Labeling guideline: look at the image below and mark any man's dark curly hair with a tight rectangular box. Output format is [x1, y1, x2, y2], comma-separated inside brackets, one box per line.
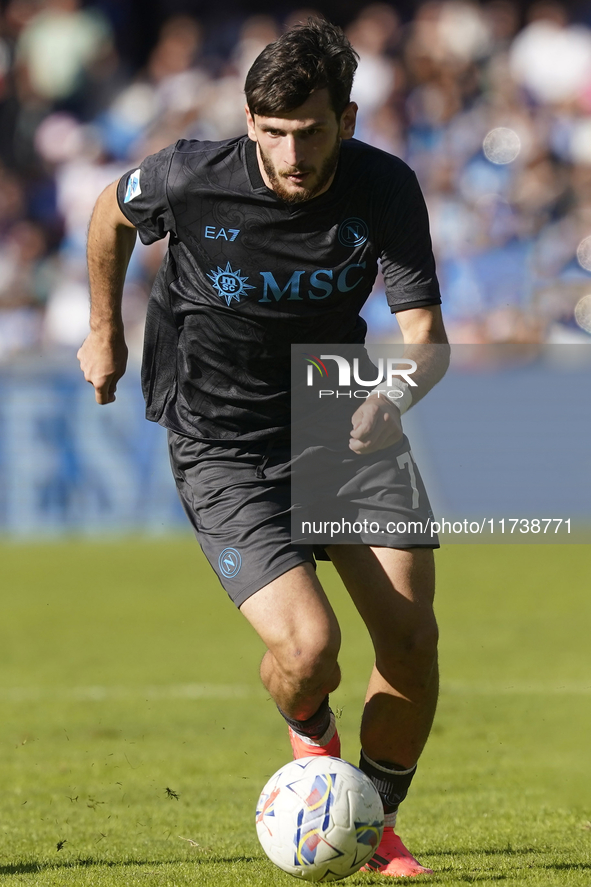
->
[245, 18, 359, 120]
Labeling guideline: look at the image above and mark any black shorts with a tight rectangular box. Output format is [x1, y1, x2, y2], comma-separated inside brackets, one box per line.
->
[168, 431, 438, 607]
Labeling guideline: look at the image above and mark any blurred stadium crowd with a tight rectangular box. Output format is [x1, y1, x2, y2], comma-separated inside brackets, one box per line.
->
[2, 0, 591, 363]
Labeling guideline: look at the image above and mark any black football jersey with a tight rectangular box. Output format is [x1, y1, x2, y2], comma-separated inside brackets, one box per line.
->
[117, 136, 441, 441]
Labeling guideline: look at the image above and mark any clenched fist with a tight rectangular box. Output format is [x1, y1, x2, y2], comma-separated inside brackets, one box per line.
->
[77, 330, 128, 404]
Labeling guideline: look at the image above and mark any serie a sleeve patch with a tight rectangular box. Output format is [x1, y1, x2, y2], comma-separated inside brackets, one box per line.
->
[124, 169, 142, 203]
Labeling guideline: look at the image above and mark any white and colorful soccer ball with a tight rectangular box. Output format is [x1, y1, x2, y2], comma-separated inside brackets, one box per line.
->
[255, 756, 384, 882]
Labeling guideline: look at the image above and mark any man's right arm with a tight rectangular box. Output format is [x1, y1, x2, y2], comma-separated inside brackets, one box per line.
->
[77, 180, 137, 404]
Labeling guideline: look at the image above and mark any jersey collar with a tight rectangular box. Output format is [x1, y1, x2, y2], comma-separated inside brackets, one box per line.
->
[245, 137, 267, 192]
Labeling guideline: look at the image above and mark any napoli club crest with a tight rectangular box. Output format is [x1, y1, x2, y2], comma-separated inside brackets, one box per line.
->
[218, 547, 242, 578]
[338, 218, 368, 248]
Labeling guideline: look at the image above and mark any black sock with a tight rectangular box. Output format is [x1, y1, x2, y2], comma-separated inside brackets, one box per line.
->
[359, 751, 417, 815]
[278, 695, 331, 741]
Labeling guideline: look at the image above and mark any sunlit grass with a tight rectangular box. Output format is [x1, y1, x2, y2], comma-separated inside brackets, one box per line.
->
[0, 540, 589, 884]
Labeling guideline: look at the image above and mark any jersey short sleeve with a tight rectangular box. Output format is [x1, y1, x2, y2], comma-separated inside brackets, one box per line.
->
[379, 170, 441, 313]
[117, 144, 176, 244]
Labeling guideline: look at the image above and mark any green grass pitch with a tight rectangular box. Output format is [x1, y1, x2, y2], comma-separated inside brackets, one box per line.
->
[0, 539, 589, 885]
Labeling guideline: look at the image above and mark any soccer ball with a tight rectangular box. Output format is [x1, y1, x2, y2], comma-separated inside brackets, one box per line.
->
[255, 756, 384, 881]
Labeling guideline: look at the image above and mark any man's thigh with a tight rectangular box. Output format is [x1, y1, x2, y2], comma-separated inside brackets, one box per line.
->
[239, 562, 340, 661]
[326, 546, 436, 646]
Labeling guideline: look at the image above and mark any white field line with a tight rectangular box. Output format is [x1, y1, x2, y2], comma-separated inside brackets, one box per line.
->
[444, 681, 591, 695]
[0, 681, 590, 703]
[345, 680, 591, 697]
[0, 684, 259, 702]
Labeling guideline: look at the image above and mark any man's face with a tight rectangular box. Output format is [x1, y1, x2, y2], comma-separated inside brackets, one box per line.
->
[246, 88, 357, 204]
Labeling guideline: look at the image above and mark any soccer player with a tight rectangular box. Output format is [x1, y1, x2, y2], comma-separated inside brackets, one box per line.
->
[78, 19, 449, 877]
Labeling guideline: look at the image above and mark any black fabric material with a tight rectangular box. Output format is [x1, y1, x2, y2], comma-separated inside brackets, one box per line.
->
[278, 695, 331, 741]
[168, 430, 439, 607]
[359, 754, 417, 814]
[167, 431, 316, 607]
[117, 135, 441, 443]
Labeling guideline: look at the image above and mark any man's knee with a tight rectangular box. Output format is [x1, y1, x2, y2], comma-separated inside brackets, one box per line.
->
[400, 617, 439, 658]
[276, 626, 341, 692]
[376, 615, 439, 683]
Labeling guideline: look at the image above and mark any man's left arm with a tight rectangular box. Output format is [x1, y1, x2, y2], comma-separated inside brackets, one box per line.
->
[349, 305, 450, 454]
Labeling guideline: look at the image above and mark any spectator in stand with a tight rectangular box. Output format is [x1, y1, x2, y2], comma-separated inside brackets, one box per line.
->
[14, 0, 113, 123]
[1, 0, 591, 362]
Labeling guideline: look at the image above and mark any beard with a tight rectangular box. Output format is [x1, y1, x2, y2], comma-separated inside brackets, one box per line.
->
[259, 137, 341, 204]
